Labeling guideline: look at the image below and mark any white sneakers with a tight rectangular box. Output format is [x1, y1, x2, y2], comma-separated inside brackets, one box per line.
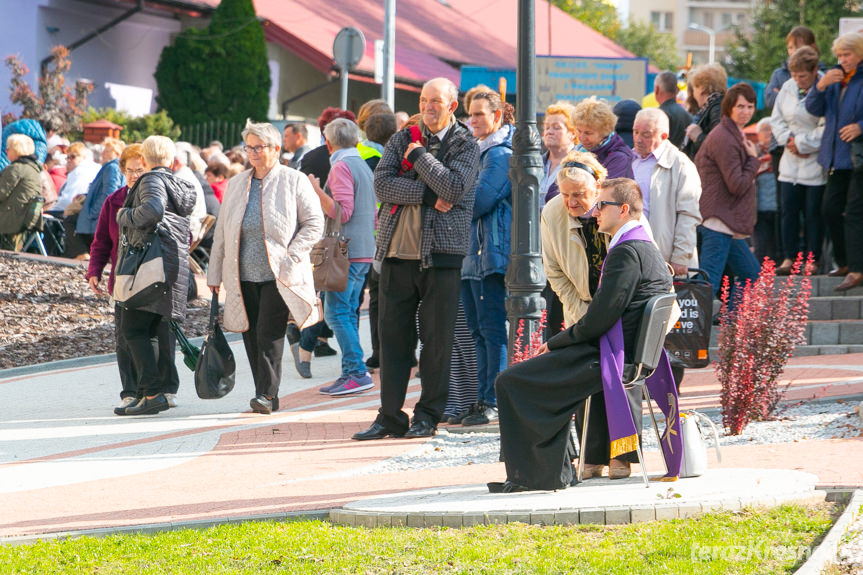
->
[164, 393, 178, 408]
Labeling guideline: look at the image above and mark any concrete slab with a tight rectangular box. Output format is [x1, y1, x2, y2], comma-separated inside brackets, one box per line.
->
[334, 469, 821, 527]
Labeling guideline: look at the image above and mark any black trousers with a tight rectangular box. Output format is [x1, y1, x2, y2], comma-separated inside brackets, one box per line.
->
[496, 342, 604, 490]
[366, 266, 381, 360]
[541, 282, 564, 341]
[825, 169, 863, 272]
[117, 307, 175, 397]
[376, 260, 460, 432]
[240, 281, 290, 401]
[114, 304, 179, 399]
[574, 384, 643, 465]
[823, 169, 856, 269]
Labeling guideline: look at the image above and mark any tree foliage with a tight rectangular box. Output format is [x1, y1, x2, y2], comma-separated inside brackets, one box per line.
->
[551, 0, 681, 70]
[724, 0, 859, 82]
[3, 45, 92, 132]
[77, 107, 181, 143]
[154, 0, 269, 126]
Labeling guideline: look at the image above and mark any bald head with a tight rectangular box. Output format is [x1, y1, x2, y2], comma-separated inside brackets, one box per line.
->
[632, 108, 670, 157]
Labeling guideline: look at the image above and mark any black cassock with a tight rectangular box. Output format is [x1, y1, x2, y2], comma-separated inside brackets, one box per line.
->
[495, 238, 672, 491]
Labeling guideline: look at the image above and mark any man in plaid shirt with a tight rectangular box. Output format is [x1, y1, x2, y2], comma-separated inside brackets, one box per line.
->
[353, 77, 481, 441]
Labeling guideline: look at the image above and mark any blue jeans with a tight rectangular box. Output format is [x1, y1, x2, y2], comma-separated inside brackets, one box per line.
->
[780, 182, 824, 262]
[461, 274, 507, 406]
[698, 225, 761, 299]
[324, 262, 370, 376]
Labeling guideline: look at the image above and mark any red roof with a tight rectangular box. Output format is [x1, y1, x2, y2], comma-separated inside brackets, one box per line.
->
[193, 0, 635, 87]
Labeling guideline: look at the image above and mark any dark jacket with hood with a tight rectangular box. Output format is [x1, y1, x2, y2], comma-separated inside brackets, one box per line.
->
[116, 167, 196, 322]
[590, 132, 634, 179]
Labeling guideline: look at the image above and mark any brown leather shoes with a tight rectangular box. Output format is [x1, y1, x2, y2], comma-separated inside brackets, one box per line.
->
[835, 272, 863, 292]
[581, 464, 605, 479]
[608, 459, 632, 479]
[829, 266, 849, 277]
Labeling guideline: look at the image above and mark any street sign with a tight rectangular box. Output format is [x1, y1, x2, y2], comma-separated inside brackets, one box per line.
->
[333, 27, 365, 71]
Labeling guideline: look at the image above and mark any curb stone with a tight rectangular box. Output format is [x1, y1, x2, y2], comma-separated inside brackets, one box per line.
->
[795, 489, 863, 575]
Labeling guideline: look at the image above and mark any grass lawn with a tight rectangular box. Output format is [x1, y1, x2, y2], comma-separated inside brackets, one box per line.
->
[0, 503, 837, 574]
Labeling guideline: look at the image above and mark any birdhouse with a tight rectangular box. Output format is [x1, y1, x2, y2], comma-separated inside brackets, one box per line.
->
[82, 119, 123, 144]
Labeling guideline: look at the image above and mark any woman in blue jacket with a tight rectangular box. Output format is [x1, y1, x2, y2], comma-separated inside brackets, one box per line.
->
[457, 90, 514, 426]
[806, 32, 863, 290]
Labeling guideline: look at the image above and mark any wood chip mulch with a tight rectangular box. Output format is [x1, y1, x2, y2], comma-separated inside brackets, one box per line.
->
[0, 252, 210, 370]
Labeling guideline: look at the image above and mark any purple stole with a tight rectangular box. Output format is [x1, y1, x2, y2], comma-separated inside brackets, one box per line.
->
[599, 225, 683, 479]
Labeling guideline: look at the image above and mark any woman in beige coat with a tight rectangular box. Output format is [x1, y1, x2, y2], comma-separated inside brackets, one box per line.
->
[208, 121, 324, 414]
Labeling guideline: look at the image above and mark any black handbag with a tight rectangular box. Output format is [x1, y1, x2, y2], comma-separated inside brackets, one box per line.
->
[113, 229, 167, 309]
[194, 297, 236, 399]
[310, 201, 350, 292]
[665, 269, 714, 368]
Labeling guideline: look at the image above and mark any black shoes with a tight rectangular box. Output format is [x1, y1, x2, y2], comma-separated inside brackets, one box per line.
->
[314, 340, 338, 357]
[462, 402, 499, 427]
[124, 394, 170, 416]
[404, 419, 436, 438]
[487, 480, 533, 494]
[250, 395, 278, 414]
[352, 422, 404, 441]
[365, 355, 380, 369]
[286, 322, 301, 345]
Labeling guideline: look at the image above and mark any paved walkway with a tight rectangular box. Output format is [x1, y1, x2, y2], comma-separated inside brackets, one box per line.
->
[1, 314, 862, 539]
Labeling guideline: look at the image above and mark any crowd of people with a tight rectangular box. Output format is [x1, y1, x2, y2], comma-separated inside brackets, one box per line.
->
[2, 26, 862, 489]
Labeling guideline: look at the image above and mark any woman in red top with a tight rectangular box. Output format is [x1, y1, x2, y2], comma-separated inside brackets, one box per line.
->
[205, 163, 229, 202]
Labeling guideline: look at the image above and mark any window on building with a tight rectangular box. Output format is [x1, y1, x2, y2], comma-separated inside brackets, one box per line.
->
[721, 13, 732, 27]
[650, 11, 674, 32]
[703, 11, 714, 28]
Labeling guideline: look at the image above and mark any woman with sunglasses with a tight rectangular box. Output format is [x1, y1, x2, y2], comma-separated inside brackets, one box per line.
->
[208, 121, 324, 414]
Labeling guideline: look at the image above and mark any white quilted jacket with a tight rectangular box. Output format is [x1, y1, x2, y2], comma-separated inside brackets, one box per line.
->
[207, 164, 324, 332]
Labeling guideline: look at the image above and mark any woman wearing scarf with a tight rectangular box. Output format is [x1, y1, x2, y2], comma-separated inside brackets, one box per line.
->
[573, 96, 634, 179]
[805, 32, 863, 290]
[683, 63, 728, 160]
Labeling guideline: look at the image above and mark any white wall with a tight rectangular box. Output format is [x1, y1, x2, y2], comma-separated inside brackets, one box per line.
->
[0, 0, 181, 118]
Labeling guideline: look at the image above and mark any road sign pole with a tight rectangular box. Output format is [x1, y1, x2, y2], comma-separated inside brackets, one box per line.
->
[340, 66, 349, 110]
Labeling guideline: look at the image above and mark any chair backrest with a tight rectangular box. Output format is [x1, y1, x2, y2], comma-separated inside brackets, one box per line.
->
[631, 292, 679, 376]
[190, 214, 216, 252]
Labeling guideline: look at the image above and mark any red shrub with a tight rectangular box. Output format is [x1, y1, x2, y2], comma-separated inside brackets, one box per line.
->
[716, 254, 812, 435]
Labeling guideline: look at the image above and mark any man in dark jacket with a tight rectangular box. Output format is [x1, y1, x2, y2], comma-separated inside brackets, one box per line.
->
[353, 77, 480, 440]
[489, 178, 672, 492]
[654, 71, 692, 149]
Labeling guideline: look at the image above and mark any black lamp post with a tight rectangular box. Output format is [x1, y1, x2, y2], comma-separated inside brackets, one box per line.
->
[505, 0, 545, 358]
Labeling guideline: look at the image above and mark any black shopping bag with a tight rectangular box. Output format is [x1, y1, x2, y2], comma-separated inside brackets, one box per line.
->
[665, 269, 713, 368]
[194, 296, 236, 399]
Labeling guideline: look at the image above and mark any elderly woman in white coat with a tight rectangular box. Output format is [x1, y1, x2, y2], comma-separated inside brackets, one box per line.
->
[770, 46, 827, 274]
[208, 121, 324, 414]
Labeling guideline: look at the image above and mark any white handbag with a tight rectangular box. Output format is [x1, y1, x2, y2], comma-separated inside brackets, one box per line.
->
[679, 411, 721, 478]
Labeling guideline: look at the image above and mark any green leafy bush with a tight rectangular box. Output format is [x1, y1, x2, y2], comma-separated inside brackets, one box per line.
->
[75, 108, 181, 143]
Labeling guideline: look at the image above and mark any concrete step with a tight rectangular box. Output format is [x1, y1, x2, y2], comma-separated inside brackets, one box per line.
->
[709, 344, 863, 361]
[709, 319, 863, 347]
[807, 296, 863, 320]
[770, 274, 863, 298]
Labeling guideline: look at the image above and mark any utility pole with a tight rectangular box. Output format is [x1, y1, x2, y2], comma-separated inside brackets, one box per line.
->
[382, 0, 396, 109]
[506, 0, 545, 359]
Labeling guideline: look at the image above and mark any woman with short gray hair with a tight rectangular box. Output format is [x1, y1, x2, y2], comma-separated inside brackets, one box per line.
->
[208, 120, 324, 414]
[307, 117, 377, 396]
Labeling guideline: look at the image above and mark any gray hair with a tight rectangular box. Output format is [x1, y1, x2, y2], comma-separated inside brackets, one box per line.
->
[655, 71, 679, 96]
[634, 108, 670, 136]
[423, 77, 459, 105]
[242, 120, 282, 149]
[757, 117, 773, 132]
[323, 118, 359, 150]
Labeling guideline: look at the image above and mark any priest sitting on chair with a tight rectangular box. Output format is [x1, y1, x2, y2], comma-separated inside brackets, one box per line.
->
[489, 177, 679, 493]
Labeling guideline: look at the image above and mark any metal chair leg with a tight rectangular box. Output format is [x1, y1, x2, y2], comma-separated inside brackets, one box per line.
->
[634, 438, 650, 488]
[642, 387, 668, 476]
[576, 395, 591, 483]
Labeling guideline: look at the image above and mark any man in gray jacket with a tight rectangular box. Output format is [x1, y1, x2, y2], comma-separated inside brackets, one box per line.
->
[353, 77, 480, 440]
